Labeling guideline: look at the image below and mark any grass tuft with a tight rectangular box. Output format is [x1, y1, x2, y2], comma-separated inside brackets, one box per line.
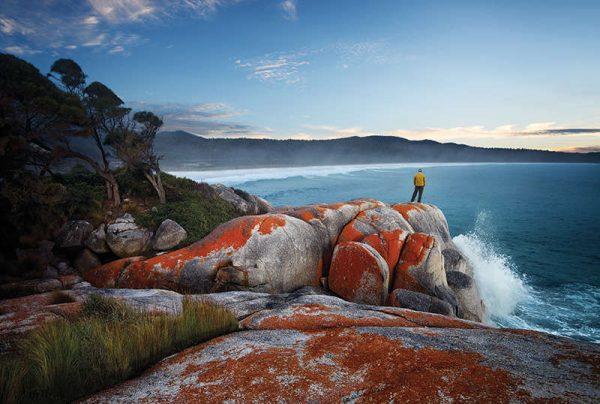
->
[0, 294, 238, 403]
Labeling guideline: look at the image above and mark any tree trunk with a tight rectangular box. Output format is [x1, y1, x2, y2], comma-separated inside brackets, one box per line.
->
[56, 147, 121, 207]
[144, 170, 166, 204]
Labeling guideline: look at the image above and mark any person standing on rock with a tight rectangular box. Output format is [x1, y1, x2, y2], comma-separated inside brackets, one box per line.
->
[411, 169, 426, 202]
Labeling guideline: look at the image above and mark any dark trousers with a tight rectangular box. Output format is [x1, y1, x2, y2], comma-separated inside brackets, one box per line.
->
[411, 186, 424, 202]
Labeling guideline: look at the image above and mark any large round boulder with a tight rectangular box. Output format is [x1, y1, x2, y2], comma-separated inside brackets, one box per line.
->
[152, 219, 187, 251]
[106, 214, 153, 258]
[328, 241, 390, 305]
[88, 214, 324, 294]
[393, 233, 457, 310]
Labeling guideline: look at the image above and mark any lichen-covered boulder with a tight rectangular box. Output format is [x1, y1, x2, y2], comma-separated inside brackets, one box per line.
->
[84, 225, 109, 254]
[88, 214, 324, 294]
[280, 199, 385, 274]
[328, 241, 390, 305]
[393, 233, 457, 312]
[152, 219, 187, 251]
[83, 256, 145, 288]
[105, 214, 153, 258]
[87, 326, 600, 403]
[392, 203, 451, 245]
[337, 206, 411, 273]
[55, 220, 93, 249]
[388, 288, 455, 316]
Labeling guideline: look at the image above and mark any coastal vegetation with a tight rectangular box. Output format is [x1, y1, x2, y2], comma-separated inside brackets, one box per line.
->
[0, 54, 241, 276]
[0, 294, 238, 403]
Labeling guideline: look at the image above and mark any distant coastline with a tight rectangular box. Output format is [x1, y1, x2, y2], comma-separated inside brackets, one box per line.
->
[156, 131, 600, 171]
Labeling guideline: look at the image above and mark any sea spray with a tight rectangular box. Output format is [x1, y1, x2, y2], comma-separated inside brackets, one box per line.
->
[453, 212, 529, 321]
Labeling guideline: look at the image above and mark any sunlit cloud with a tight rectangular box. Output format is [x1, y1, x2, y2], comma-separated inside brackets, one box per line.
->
[235, 52, 310, 84]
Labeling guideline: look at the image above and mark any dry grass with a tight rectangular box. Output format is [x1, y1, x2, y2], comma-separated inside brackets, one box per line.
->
[0, 294, 238, 403]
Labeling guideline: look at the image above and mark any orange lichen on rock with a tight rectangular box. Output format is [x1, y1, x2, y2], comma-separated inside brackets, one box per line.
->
[392, 232, 433, 292]
[391, 202, 423, 220]
[362, 229, 406, 279]
[83, 256, 144, 288]
[240, 303, 418, 330]
[138, 328, 530, 403]
[378, 306, 483, 329]
[328, 241, 389, 305]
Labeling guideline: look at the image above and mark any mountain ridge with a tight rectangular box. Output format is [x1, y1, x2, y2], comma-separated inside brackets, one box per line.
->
[155, 130, 600, 170]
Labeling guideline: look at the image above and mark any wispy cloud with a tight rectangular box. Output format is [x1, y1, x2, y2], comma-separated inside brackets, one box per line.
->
[0, 0, 255, 56]
[235, 52, 310, 84]
[280, 0, 298, 20]
[2, 44, 40, 55]
[235, 38, 408, 84]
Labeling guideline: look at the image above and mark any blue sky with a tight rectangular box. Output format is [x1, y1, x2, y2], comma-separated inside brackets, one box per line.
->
[2, 0, 600, 152]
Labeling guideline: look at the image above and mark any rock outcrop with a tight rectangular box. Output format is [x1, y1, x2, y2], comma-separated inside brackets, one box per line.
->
[152, 219, 187, 251]
[211, 184, 273, 214]
[44, 287, 593, 403]
[84, 225, 109, 254]
[85, 201, 486, 322]
[1, 285, 598, 401]
[105, 214, 153, 258]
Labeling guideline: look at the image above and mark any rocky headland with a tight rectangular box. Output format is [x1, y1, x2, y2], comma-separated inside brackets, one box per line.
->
[1, 199, 599, 402]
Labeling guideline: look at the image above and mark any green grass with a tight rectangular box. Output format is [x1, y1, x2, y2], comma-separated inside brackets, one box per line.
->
[0, 294, 238, 403]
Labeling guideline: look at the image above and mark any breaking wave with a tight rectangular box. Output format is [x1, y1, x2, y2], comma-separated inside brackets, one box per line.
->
[170, 162, 494, 186]
[454, 212, 600, 342]
[453, 212, 529, 321]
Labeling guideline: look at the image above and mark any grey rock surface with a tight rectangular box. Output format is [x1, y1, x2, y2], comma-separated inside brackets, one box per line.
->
[152, 219, 187, 251]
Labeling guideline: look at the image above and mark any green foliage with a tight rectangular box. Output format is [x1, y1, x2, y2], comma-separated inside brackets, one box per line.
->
[115, 167, 154, 198]
[56, 165, 106, 223]
[135, 172, 241, 243]
[0, 295, 238, 403]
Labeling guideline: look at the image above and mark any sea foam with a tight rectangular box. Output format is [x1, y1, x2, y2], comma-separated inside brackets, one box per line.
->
[453, 212, 529, 321]
[170, 162, 495, 186]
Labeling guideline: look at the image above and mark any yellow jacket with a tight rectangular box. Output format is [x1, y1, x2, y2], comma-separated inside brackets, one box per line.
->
[414, 172, 426, 187]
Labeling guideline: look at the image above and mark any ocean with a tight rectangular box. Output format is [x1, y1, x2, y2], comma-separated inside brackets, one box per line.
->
[173, 163, 600, 342]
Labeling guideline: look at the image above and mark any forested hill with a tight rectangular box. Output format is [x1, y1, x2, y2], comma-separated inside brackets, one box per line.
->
[156, 131, 600, 170]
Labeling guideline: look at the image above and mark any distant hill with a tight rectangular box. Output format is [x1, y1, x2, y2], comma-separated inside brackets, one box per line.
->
[155, 130, 600, 170]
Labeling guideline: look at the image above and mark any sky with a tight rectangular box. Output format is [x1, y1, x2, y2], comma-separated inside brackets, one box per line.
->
[1, 0, 600, 152]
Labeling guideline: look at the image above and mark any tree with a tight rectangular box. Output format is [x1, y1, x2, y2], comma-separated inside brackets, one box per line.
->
[105, 111, 167, 203]
[49, 60, 124, 206]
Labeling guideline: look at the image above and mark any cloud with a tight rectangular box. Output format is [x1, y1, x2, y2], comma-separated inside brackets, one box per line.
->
[128, 101, 267, 137]
[521, 128, 600, 136]
[235, 38, 406, 84]
[3, 45, 40, 55]
[280, 0, 298, 20]
[555, 146, 600, 153]
[235, 52, 310, 84]
[0, 0, 249, 55]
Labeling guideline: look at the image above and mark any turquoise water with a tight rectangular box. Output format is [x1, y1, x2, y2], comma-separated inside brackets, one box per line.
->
[175, 163, 600, 342]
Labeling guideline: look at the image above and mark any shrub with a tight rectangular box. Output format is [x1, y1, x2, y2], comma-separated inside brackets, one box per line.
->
[0, 295, 238, 403]
[134, 172, 241, 243]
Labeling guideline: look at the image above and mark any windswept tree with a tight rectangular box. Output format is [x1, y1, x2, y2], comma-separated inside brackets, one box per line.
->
[48, 59, 125, 206]
[105, 111, 166, 203]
